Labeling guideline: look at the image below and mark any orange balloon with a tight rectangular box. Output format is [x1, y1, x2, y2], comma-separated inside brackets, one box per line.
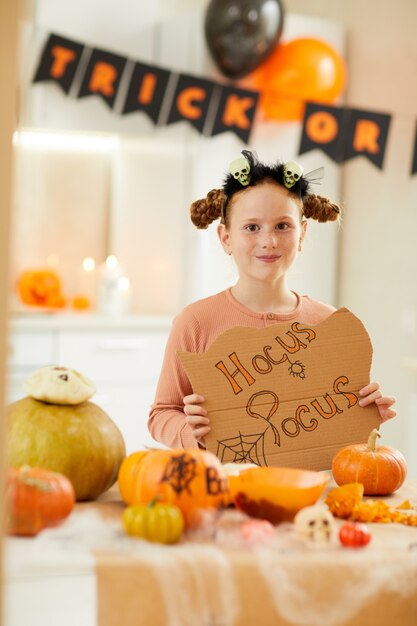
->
[244, 37, 347, 122]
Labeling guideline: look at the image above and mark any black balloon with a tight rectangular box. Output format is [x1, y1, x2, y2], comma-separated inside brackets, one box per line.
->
[204, 0, 284, 79]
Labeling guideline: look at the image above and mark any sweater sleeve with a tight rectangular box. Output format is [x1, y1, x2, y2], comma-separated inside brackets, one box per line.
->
[148, 308, 202, 449]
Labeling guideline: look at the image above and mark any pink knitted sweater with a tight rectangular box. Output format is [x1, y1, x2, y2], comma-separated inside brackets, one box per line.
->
[148, 288, 336, 449]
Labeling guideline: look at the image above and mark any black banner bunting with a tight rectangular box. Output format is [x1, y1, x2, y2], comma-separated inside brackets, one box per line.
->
[344, 108, 391, 168]
[211, 85, 259, 144]
[32, 33, 417, 169]
[299, 103, 391, 169]
[33, 33, 85, 94]
[122, 62, 171, 123]
[77, 48, 128, 109]
[167, 74, 217, 133]
[299, 103, 348, 163]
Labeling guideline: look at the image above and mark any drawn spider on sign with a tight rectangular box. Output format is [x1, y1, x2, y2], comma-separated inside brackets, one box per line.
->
[287, 358, 306, 378]
[160, 453, 197, 495]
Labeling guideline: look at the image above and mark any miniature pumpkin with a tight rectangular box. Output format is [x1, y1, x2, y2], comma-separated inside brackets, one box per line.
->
[339, 522, 371, 548]
[121, 449, 229, 528]
[118, 450, 150, 505]
[7, 367, 126, 501]
[5, 466, 75, 536]
[17, 269, 65, 308]
[122, 500, 184, 544]
[332, 429, 407, 495]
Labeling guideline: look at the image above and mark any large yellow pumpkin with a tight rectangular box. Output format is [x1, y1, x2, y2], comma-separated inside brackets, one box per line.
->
[332, 428, 407, 496]
[7, 397, 126, 501]
[119, 449, 229, 528]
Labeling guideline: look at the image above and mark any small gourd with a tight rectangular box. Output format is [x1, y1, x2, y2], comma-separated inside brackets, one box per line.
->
[332, 428, 407, 495]
[122, 500, 184, 544]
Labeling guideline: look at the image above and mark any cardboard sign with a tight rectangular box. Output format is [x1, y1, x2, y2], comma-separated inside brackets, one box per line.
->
[179, 308, 381, 471]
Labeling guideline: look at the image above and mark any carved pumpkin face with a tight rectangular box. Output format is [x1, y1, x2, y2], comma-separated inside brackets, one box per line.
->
[122, 449, 229, 528]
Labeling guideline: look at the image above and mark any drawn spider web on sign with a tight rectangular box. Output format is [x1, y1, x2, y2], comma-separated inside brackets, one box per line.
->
[216, 431, 267, 466]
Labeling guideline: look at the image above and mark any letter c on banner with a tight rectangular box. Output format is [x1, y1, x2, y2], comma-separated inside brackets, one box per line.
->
[306, 111, 339, 144]
[176, 87, 206, 120]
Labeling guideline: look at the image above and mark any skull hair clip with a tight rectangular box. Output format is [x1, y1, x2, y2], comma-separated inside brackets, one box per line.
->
[283, 161, 304, 189]
[229, 155, 251, 186]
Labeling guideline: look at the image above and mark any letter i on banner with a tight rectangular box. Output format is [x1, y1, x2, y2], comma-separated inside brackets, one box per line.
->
[33, 33, 85, 94]
[298, 102, 347, 163]
[78, 48, 128, 109]
[122, 61, 171, 124]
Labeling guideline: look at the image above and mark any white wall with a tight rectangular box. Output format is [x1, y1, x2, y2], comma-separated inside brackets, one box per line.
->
[289, 0, 417, 473]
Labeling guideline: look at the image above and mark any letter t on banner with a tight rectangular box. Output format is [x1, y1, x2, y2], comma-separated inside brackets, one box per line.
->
[33, 33, 85, 94]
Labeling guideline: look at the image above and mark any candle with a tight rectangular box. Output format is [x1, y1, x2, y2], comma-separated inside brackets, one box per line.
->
[97, 256, 130, 315]
[74, 257, 97, 309]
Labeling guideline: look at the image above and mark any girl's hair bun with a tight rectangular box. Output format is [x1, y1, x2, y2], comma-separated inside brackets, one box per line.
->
[302, 194, 341, 223]
[190, 188, 226, 229]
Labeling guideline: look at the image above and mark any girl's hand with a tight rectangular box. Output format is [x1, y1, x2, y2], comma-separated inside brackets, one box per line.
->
[183, 394, 210, 444]
[358, 382, 397, 422]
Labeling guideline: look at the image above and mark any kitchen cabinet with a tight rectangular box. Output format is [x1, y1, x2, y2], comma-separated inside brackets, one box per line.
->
[7, 314, 172, 453]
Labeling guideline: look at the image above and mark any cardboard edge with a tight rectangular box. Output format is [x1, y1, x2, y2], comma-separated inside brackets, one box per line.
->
[178, 306, 372, 363]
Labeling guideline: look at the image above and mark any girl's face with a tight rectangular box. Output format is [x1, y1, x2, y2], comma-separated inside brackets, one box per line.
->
[217, 182, 306, 286]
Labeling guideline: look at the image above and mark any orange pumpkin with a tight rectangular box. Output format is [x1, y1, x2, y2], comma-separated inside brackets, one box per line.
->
[6, 466, 75, 536]
[119, 449, 229, 528]
[17, 269, 65, 308]
[118, 450, 150, 505]
[332, 429, 407, 495]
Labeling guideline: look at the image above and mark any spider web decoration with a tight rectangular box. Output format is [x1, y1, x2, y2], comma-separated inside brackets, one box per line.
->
[160, 453, 197, 495]
[216, 431, 267, 466]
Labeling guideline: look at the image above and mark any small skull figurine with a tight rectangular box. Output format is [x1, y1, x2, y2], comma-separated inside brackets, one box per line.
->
[283, 161, 304, 188]
[294, 505, 335, 545]
[229, 156, 251, 186]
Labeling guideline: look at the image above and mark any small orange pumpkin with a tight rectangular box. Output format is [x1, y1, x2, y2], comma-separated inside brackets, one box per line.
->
[332, 429, 407, 495]
[6, 466, 75, 536]
[17, 269, 65, 308]
[119, 449, 229, 528]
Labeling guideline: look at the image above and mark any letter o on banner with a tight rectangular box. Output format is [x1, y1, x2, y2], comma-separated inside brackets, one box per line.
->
[306, 111, 339, 144]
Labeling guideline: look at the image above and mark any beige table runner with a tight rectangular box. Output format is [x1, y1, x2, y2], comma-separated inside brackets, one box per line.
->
[77, 482, 417, 626]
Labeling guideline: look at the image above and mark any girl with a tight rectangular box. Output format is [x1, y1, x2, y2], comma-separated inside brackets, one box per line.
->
[148, 151, 396, 448]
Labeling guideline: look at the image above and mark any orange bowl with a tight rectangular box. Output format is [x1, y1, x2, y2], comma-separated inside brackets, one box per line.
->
[228, 467, 329, 524]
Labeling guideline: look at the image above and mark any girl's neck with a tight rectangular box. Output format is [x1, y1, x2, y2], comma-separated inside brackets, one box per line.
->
[231, 279, 298, 314]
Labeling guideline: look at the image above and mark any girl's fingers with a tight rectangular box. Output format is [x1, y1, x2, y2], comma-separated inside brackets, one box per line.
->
[379, 408, 397, 422]
[185, 414, 210, 427]
[359, 382, 380, 396]
[376, 395, 396, 407]
[184, 404, 207, 417]
[358, 389, 382, 407]
[192, 426, 211, 440]
[183, 394, 205, 405]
